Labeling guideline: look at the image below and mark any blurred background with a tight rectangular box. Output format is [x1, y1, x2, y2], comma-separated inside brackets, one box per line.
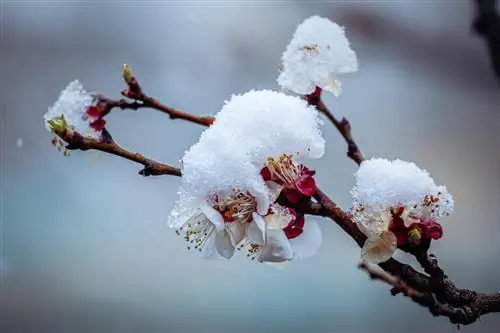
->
[1, 0, 499, 332]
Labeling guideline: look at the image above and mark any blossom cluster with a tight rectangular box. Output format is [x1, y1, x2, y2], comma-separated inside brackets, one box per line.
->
[42, 16, 455, 267]
[277, 15, 358, 97]
[168, 90, 325, 263]
[43, 80, 108, 153]
[351, 158, 454, 264]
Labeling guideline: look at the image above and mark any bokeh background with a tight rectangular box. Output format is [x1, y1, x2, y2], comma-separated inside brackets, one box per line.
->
[1, 1, 499, 332]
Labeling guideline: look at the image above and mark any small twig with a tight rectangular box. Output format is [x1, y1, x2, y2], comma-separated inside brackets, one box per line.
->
[359, 262, 425, 298]
[120, 64, 215, 126]
[306, 94, 364, 165]
[54, 126, 181, 177]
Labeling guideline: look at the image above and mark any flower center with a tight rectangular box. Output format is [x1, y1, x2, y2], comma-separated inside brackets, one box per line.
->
[265, 154, 302, 185]
[299, 44, 319, 55]
[211, 190, 257, 224]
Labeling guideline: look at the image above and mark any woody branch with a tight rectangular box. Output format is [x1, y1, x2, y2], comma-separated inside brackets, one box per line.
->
[55, 66, 499, 325]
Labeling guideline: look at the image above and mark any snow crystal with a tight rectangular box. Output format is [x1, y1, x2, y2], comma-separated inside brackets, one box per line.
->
[169, 89, 326, 230]
[212, 90, 325, 166]
[351, 158, 452, 210]
[44, 80, 98, 138]
[277, 15, 358, 95]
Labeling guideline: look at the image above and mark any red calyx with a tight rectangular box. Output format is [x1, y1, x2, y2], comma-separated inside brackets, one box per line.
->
[283, 210, 305, 239]
[389, 207, 443, 246]
[306, 86, 322, 105]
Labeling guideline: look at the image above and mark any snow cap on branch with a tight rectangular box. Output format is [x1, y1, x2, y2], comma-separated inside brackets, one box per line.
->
[44, 80, 104, 139]
[277, 15, 358, 96]
[351, 158, 454, 264]
[213, 89, 325, 165]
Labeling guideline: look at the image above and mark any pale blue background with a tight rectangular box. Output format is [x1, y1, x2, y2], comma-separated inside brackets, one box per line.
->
[1, 1, 499, 332]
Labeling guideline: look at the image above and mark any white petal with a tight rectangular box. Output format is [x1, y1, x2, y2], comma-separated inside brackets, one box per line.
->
[167, 204, 199, 229]
[200, 233, 218, 260]
[361, 231, 397, 264]
[200, 204, 225, 231]
[253, 213, 267, 234]
[246, 215, 266, 246]
[266, 180, 284, 203]
[254, 191, 271, 215]
[227, 222, 246, 246]
[289, 219, 322, 259]
[258, 230, 294, 263]
[265, 261, 291, 270]
[215, 230, 235, 259]
[264, 212, 291, 230]
[323, 75, 342, 97]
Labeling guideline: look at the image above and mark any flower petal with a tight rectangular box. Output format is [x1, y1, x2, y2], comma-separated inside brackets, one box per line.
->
[422, 221, 443, 240]
[266, 180, 284, 203]
[215, 230, 235, 259]
[254, 191, 271, 216]
[246, 214, 266, 246]
[265, 261, 291, 270]
[289, 219, 322, 259]
[283, 188, 302, 204]
[258, 229, 294, 263]
[323, 75, 342, 97]
[200, 233, 218, 260]
[295, 175, 316, 196]
[361, 231, 397, 264]
[227, 222, 246, 246]
[264, 212, 292, 230]
[200, 204, 225, 231]
[260, 167, 271, 181]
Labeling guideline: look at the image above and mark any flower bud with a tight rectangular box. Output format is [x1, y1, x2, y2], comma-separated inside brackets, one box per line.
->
[122, 64, 134, 86]
[408, 226, 422, 245]
[47, 115, 68, 133]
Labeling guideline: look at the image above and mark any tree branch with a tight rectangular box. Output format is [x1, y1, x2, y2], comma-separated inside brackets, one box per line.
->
[48, 67, 499, 326]
[306, 93, 364, 165]
[302, 95, 500, 325]
[53, 126, 181, 177]
[120, 64, 215, 126]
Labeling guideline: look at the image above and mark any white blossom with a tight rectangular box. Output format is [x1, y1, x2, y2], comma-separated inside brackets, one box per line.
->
[44, 80, 101, 139]
[168, 89, 325, 262]
[277, 15, 358, 96]
[351, 158, 454, 264]
[242, 205, 322, 263]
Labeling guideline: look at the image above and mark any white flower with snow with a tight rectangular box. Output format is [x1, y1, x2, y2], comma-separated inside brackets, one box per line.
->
[212, 90, 325, 164]
[169, 193, 256, 260]
[277, 15, 358, 97]
[168, 89, 325, 262]
[242, 205, 322, 263]
[351, 158, 454, 264]
[44, 80, 105, 140]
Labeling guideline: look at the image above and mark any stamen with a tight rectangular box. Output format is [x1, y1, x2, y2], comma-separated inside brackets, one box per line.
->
[265, 154, 302, 185]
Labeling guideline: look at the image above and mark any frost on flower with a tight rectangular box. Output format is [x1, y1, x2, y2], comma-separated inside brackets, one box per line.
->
[168, 131, 271, 260]
[44, 80, 107, 150]
[168, 90, 325, 263]
[277, 15, 358, 97]
[213, 90, 325, 163]
[351, 158, 454, 264]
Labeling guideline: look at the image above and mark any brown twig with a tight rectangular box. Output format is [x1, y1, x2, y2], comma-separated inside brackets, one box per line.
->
[53, 126, 181, 177]
[306, 94, 364, 165]
[120, 64, 215, 126]
[358, 262, 500, 324]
